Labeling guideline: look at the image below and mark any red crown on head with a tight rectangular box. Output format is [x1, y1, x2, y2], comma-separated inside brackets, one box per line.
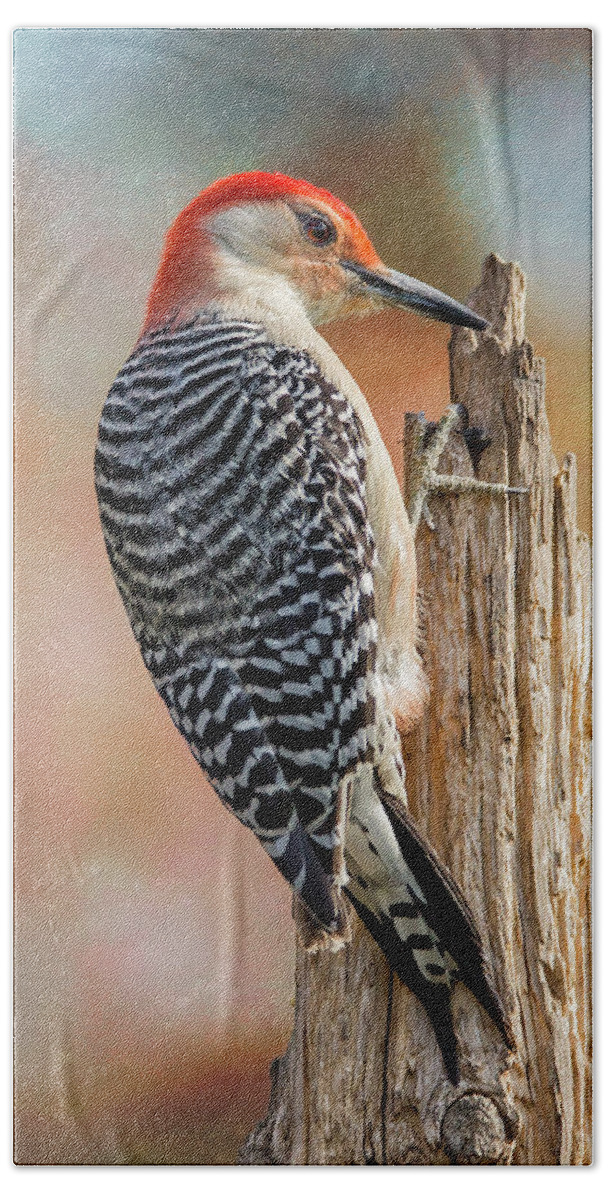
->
[177, 171, 364, 227]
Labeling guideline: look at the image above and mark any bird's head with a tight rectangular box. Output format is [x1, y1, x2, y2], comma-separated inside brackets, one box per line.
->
[144, 171, 488, 334]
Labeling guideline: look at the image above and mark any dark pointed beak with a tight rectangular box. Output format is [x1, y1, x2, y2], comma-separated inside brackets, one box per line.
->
[340, 260, 488, 331]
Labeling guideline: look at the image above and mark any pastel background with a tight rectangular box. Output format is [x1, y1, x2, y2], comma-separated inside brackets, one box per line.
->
[13, 28, 592, 1164]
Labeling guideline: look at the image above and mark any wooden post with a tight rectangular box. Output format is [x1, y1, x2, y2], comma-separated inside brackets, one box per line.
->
[239, 256, 592, 1166]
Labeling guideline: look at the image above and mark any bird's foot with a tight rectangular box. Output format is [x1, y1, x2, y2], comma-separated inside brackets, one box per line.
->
[405, 403, 527, 534]
[293, 890, 353, 954]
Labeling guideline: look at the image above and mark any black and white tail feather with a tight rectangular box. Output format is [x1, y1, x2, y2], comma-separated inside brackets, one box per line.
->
[344, 768, 512, 1084]
[95, 315, 513, 1087]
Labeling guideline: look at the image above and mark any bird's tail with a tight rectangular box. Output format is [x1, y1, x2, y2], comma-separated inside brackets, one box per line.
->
[344, 767, 513, 1084]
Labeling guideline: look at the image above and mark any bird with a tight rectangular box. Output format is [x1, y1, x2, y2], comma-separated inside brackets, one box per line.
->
[94, 170, 512, 1084]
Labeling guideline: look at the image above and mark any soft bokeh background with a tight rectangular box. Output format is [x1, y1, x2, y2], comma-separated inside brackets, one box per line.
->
[14, 28, 592, 1164]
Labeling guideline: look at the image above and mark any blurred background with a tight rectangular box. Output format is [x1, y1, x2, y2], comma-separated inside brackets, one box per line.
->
[14, 28, 592, 1163]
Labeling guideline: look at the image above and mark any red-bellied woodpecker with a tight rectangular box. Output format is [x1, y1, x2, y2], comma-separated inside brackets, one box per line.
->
[95, 171, 512, 1083]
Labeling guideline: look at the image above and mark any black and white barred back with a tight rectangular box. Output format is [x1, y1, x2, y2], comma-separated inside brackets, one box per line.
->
[95, 317, 379, 929]
[95, 316, 511, 1083]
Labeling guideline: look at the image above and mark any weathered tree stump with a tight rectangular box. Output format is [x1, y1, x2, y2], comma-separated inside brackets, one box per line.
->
[239, 255, 592, 1166]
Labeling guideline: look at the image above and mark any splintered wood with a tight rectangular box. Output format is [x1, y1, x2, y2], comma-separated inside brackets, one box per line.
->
[239, 255, 591, 1166]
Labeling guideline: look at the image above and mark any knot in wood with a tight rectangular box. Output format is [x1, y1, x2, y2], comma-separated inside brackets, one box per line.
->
[440, 1093, 508, 1165]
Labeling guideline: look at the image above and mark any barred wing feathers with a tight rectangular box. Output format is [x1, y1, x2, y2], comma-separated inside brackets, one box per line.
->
[95, 317, 378, 928]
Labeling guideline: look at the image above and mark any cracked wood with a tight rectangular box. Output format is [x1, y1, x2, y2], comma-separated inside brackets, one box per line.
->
[239, 255, 591, 1166]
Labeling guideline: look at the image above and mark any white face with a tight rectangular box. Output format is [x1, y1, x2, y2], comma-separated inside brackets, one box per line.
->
[204, 200, 383, 327]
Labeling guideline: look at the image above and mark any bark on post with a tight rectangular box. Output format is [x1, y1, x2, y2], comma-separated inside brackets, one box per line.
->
[239, 255, 592, 1166]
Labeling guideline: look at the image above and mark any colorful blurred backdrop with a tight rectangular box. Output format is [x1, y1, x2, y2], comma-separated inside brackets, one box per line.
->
[13, 28, 592, 1163]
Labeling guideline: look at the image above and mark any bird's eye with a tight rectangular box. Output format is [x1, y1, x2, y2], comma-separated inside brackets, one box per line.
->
[301, 213, 336, 246]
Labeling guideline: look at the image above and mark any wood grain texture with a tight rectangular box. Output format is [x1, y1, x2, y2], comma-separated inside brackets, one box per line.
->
[239, 255, 591, 1166]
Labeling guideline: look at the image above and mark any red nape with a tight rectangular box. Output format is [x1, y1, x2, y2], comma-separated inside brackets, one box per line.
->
[143, 171, 379, 333]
